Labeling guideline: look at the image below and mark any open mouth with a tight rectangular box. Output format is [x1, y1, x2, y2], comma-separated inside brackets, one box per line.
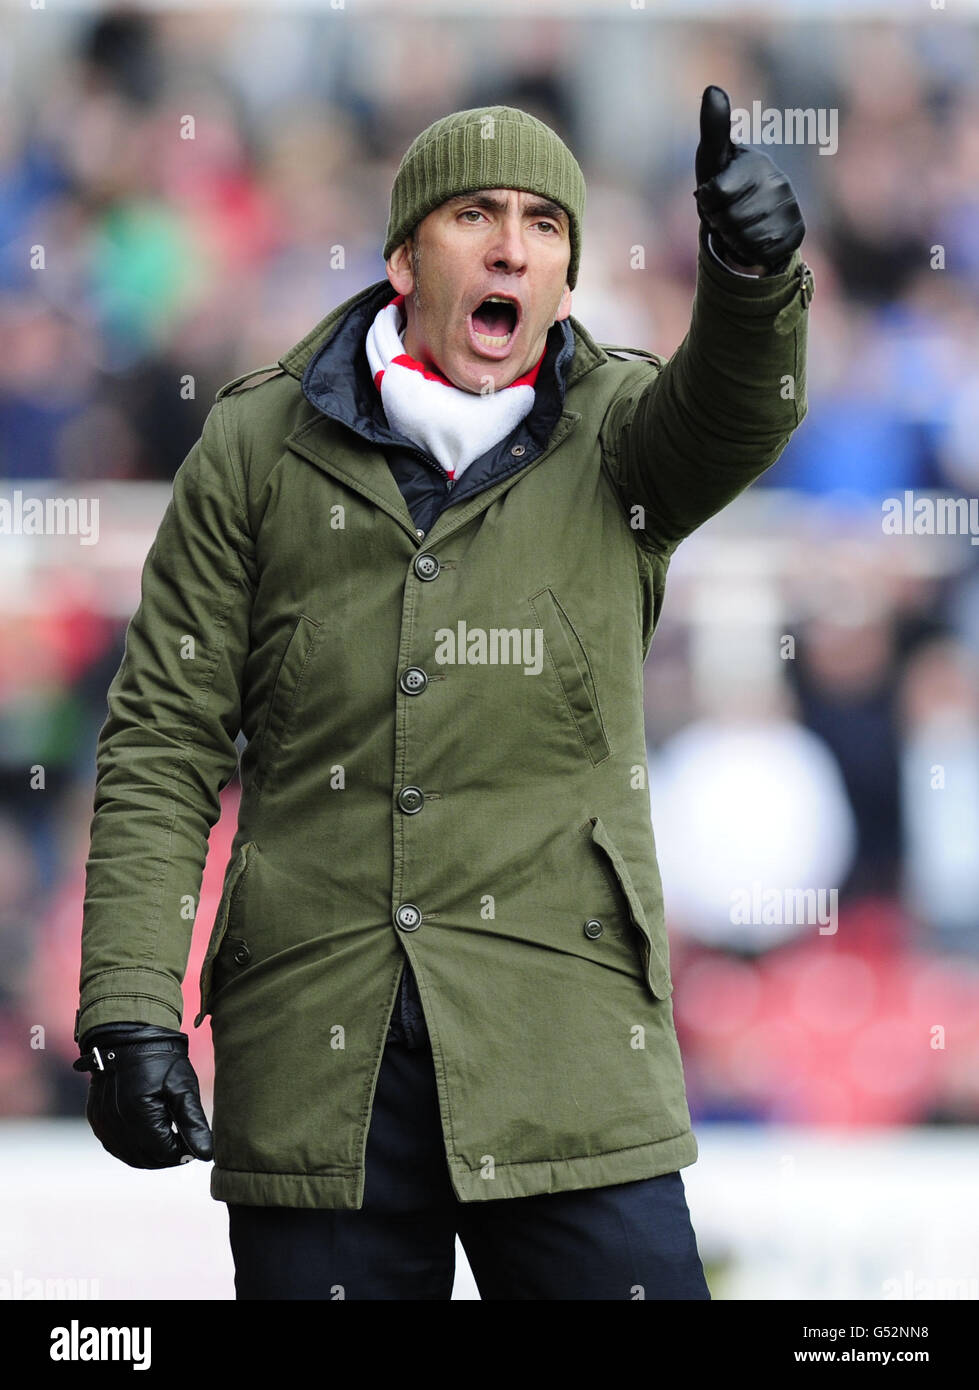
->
[469, 293, 520, 350]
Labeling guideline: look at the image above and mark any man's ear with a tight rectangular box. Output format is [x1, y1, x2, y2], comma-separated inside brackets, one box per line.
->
[386, 239, 414, 296]
[554, 284, 572, 322]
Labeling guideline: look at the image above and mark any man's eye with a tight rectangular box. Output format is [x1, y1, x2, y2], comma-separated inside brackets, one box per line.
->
[459, 211, 558, 232]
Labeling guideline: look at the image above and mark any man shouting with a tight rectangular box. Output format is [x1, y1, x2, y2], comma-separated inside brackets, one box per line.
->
[74, 91, 811, 1300]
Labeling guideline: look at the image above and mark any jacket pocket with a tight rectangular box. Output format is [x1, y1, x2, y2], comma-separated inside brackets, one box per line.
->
[529, 587, 610, 764]
[195, 840, 255, 1026]
[586, 816, 672, 999]
[254, 614, 321, 794]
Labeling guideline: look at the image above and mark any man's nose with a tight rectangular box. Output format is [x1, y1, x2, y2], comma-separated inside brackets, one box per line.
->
[487, 215, 529, 271]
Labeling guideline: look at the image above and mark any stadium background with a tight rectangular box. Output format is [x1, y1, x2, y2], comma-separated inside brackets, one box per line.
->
[1, 0, 978, 1299]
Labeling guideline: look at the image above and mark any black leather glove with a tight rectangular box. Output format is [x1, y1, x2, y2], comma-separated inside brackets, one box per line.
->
[694, 85, 805, 275]
[73, 1022, 213, 1169]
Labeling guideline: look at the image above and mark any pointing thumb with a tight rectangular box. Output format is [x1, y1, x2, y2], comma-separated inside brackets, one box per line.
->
[695, 85, 734, 187]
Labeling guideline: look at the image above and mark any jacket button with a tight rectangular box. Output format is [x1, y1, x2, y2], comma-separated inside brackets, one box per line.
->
[232, 944, 251, 965]
[583, 919, 603, 939]
[397, 786, 424, 814]
[413, 553, 440, 581]
[400, 667, 428, 694]
[511, 445, 525, 456]
[395, 903, 422, 931]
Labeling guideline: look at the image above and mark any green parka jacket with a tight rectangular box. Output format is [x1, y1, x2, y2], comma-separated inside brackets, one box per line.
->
[75, 235, 812, 1208]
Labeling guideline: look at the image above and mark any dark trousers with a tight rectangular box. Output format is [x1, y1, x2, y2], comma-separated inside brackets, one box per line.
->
[227, 971, 711, 1301]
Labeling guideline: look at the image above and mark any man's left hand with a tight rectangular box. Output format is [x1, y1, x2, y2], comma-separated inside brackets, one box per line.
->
[694, 85, 806, 276]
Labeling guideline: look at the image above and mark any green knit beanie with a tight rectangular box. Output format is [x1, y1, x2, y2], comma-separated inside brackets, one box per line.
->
[384, 105, 586, 289]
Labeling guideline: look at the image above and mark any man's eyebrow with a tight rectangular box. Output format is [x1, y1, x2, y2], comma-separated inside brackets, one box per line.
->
[443, 191, 568, 226]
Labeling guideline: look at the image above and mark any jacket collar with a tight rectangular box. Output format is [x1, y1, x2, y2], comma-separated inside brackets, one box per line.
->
[277, 278, 610, 448]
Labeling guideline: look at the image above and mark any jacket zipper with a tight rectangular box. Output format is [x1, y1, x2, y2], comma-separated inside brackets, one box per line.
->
[798, 260, 814, 307]
[398, 441, 454, 493]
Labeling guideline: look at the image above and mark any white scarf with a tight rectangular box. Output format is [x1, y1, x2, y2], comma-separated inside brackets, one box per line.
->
[364, 293, 544, 481]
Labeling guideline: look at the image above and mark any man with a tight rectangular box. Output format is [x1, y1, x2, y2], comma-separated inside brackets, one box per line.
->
[73, 92, 811, 1300]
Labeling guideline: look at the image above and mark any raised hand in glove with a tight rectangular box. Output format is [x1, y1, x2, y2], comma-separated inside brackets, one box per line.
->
[74, 1023, 213, 1169]
[694, 85, 806, 276]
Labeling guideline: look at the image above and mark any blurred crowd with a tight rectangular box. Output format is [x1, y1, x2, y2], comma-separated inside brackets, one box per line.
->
[1, 7, 978, 1126]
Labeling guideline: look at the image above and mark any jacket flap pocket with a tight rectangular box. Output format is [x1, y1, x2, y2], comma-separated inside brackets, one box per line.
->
[195, 840, 255, 1026]
[255, 615, 321, 793]
[529, 587, 610, 765]
[589, 817, 672, 999]
[264, 614, 320, 749]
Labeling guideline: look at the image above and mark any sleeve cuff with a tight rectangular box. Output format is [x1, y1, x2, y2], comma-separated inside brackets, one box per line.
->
[696, 223, 810, 323]
[75, 967, 184, 1042]
[706, 232, 764, 278]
